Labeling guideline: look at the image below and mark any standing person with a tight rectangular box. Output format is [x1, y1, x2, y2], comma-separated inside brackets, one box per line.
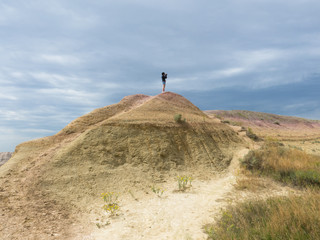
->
[161, 72, 167, 93]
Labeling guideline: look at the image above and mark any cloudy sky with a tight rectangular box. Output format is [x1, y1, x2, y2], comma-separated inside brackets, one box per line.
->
[1, 0, 320, 152]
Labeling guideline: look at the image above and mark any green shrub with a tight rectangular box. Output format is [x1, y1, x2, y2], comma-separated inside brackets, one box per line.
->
[174, 114, 186, 123]
[101, 192, 120, 216]
[151, 185, 164, 197]
[246, 127, 261, 141]
[240, 151, 263, 171]
[292, 170, 320, 187]
[177, 175, 193, 191]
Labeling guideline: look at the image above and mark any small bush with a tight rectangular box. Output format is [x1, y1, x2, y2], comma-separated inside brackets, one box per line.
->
[221, 120, 230, 124]
[101, 192, 120, 216]
[151, 185, 164, 197]
[177, 175, 193, 191]
[246, 127, 261, 141]
[174, 114, 186, 123]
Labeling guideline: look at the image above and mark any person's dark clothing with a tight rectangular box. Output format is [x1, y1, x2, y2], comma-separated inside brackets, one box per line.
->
[162, 73, 167, 83]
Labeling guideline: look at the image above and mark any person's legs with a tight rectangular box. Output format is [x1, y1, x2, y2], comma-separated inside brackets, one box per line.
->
[162, 81, 166, 92]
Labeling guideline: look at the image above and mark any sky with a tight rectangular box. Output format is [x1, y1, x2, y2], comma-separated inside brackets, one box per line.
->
[1, 0, 320, 152]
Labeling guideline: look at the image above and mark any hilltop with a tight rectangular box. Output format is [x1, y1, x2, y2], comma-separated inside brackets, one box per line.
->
[0, 92, 244, 239]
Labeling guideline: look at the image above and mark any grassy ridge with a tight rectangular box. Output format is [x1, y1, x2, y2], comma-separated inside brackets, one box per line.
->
[206, 142, 320, 239]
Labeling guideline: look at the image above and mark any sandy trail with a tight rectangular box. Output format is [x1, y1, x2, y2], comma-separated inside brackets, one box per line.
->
[84, 148, 249, 240]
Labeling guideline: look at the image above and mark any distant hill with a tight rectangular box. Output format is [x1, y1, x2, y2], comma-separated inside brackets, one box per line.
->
[205, 110, 320, 140]
[0, 152, 12, 166]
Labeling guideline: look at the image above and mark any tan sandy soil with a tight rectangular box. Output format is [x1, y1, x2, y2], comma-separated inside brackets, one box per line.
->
[80, 147, 294, 240]
[84, 148, 249, 240]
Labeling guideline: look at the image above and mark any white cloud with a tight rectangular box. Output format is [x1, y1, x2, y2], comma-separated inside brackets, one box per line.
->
[36, 88, 99, 105]
[208, 67, 247, 79]
[236, 49, 285, 69]
[10, 71, 24, 78]
[19, 128, 56, 134]
[98, 82, 121, 89]
[39, 54, 81, 65]
[0, 3, 18, 26]
[0, 109, 25, 121]
[30, 72, 90, 87]
[0, 93, 17, 100]
[284, 101, 318, 111]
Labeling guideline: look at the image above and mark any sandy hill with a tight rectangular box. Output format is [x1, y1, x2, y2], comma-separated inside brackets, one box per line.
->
[206, 110, 320, 140]
[0, 92, 243, 240]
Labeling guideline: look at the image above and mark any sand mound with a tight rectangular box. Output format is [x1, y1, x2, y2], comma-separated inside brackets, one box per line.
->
[0, 92, 243, 239]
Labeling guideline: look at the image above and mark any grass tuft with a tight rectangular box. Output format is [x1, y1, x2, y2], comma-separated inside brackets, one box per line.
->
[174, 113, 186, 123]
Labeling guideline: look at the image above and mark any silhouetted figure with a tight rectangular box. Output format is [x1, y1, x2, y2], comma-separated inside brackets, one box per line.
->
[162, 72, 167, 93]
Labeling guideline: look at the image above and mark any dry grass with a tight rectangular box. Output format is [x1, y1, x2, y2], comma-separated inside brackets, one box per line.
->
[234, 175, 268, 191]
[206, 191, 320, 240]
[240, 141, 320, 187]
[234, 169, 269, 191]
[206, 141, 320, 239]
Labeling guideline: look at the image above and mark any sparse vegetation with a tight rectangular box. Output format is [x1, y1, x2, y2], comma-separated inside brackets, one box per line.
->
[101, 192, 120, 216]
[205, 192, 320, 240]
[177, 176, 193, 191]
[206, 140, 320, 239]
[246, 127, 261, 141]
[240, 141, 320, 187]
[234, 174, 268, 191]
[174, 113, 186, 123]
[237, 112, 248, 119]
[221, 120, 230, 124]
[128, 189, 138, 201]
[151, 185, 164, 197]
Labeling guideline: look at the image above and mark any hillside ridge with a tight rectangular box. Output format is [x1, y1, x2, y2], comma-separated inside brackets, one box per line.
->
[206, 110, 320, 140]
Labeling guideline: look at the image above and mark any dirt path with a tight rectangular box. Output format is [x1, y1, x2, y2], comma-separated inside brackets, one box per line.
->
[83, 148, 249, 240]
